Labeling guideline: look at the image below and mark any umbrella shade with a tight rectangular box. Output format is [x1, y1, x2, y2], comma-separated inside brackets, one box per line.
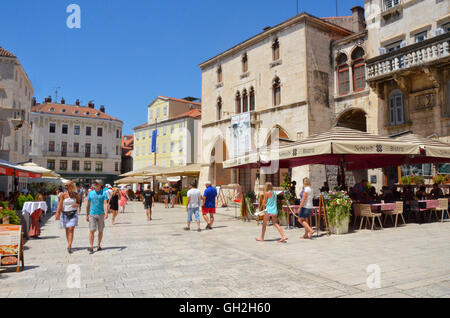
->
[19, 162, 61, 178]
[114, 177, 152, 185]
[119, 166, 163, 178]
[158, 163, 202, 177]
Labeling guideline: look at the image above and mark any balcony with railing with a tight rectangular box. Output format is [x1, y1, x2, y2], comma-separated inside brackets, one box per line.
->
[366, 32, 450, 81]
[42, 150, 108, 159]
[382, 0, 402, 12]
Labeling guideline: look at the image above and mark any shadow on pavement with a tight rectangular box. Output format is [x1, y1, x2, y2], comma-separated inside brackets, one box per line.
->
[70, 246, 127, 252]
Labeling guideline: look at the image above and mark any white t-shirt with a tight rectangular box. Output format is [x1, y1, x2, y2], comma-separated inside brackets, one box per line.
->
[187, 188, 202, 208]
[303, 186, 313, 209]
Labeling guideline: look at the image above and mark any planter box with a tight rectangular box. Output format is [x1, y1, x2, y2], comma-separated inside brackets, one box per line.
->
[329, 216, 350, 235]
[277, 214, 288, 226]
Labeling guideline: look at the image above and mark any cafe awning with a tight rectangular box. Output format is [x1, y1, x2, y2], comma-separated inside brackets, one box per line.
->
[224, 126, 423, 171]
[18, 162, 61, 178]
[0, 159, 43, 178]
[394, 133, 450, 159]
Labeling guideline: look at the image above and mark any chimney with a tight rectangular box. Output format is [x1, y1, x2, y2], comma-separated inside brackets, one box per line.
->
[61, 97, 65, 104]
[88, 101, 95, 109]
[351, 6, 365, 33]
[32, 97, 37, 106]
[263, 26, 271, 31]
[75, 99, 80, 106]
[100, 105, 105, 113]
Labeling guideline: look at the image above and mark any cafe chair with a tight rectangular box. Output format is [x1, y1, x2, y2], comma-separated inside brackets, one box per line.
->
[359, 204, 383, 231]
[382, 201, 406, 228]
[353, 204, 362, 229]
[436, 198, 449, 223]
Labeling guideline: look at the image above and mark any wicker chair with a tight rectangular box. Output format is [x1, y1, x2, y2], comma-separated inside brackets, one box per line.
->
[359, 204, 383, 230]
[382, 201, 406, 228]
[436, 198, 449, 222]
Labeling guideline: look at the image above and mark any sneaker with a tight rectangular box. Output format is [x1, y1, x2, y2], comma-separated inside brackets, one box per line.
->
[97, 246, 102, 251]
[67, 248, 72, 254]
[205, 225, 210, 230]
[88, 247, 94, 254]
[184, 227, 190, 231]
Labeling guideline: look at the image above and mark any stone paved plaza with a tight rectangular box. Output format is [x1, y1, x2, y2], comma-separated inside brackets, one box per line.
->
[1, 201, 450, 298]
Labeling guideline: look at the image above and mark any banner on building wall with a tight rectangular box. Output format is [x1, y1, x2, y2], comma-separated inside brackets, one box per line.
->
[231, 112, 251, 158]
[151, 130, 158, 153]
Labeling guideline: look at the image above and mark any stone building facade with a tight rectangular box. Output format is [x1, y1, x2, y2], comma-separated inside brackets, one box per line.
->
[198, 11, 365, 194]
[133, 96, 201, 171]
[364, 0, 450, 184]
[30, 99, 123, 185]
[0, 47, 34, 194]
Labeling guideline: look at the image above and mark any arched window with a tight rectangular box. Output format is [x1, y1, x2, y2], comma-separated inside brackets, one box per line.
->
[337, 53, 350, 95]
[235, 91, 241, 114]
[352, 47, 366, 92]
[217, 97, 222, 120]
[217, 65, 222, 83]
[242, 89, 248, 113]
[242, 53, 248, 73]
[272, 38, 280, 61]
[249, 87, 255, 111]
[389, 89, 404, 125]
[273, 77, 281, 106]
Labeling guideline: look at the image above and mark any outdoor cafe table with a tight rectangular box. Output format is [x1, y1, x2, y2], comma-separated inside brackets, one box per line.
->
[22, 201, 47, 238]
[418, 200, 440, 210]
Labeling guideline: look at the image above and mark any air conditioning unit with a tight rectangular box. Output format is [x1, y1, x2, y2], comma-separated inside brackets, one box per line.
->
[378, 47, 387, 55]
[400, 40, 408, 48]
[434, 27, 444, 37]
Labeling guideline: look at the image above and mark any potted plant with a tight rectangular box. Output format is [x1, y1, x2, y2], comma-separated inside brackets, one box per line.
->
[0, 207, 21, 225]
[276, 193, 288, 226]
[325, 190, 352, 235]
[180, 189, 188, 206]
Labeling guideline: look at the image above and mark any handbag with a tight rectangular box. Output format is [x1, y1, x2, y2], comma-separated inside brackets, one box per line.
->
[62, 210, 77, 219]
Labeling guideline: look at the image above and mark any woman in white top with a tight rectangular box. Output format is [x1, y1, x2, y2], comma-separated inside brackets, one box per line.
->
[297, 178, 315, 239]
[56, 182, 80, 254]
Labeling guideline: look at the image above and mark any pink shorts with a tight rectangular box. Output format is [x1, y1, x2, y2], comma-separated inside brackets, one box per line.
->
[202, 207, 216, 215]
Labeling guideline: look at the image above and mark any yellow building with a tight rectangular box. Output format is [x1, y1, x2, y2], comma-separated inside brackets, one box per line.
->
[133, 96, 201, 172]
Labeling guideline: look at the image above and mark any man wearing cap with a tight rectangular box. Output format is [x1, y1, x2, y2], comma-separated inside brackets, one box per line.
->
[86, 180, 109, 254]
[202, 181, 217, 230]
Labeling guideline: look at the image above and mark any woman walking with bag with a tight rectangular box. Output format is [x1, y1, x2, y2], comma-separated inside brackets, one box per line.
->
[55, 182, 80, 254]
[297, 177, 315, 239]
[256, 182, 287, 243]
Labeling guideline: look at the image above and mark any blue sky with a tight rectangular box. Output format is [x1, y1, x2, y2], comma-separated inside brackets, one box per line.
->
[0, 0, 363, 135]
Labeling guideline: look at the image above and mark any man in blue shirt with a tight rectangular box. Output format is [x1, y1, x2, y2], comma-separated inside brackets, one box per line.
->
[202, 181, 217, 230]
[86, 180, 109, 254]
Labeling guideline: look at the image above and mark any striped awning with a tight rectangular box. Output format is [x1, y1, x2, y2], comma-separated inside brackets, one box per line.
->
[224, 126, 422, 170]
[394, 134, 450, 158]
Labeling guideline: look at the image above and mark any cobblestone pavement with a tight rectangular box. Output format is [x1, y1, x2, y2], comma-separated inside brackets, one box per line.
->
[1, 201, 450, 298]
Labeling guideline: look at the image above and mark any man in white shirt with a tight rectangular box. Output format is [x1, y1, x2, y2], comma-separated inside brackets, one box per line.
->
[184, 183, 202, 232]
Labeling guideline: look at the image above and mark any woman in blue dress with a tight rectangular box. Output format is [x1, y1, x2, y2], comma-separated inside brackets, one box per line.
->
[256, 182, 287, 243]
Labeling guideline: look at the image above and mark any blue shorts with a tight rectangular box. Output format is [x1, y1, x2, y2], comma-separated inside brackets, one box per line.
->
[187, 207, 200, 222]
[298, 207, 312, 218]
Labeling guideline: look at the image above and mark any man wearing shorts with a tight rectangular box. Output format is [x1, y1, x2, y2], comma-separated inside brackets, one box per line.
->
[142, 185, 155, 221]
[185, 183, 202, 232]
[86, 180, 109, 254]
[202, 181, 217, 230]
